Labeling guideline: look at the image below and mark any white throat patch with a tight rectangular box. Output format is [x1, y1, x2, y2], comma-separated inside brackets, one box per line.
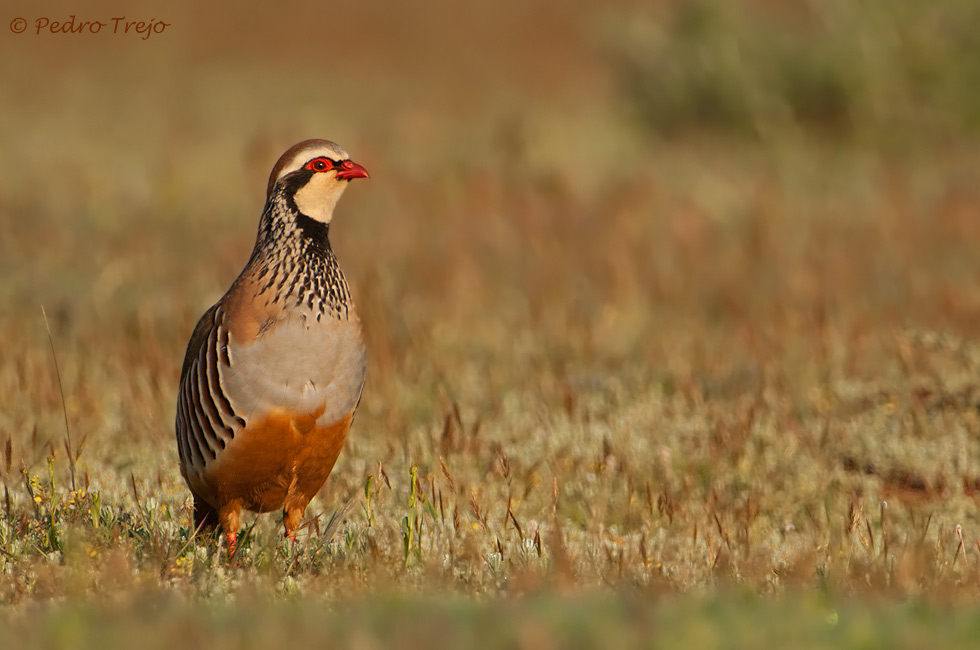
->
[293, 172, 348, 223]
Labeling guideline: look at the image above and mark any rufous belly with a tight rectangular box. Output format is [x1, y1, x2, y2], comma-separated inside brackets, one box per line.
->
[189, 405, 354, 516]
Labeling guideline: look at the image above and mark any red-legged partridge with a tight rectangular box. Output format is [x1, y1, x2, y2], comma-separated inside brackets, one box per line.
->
[175, 139, 369, 551]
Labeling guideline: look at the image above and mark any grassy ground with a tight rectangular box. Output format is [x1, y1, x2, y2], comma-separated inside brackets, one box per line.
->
[4, 0, 980, 645]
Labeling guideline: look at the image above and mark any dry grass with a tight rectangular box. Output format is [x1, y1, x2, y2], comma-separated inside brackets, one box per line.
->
[3, 0, 980, 644]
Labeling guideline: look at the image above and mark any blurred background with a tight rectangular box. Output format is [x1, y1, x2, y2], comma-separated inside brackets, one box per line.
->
[3, 0, 980, 476]
[4, 0, 980, 603]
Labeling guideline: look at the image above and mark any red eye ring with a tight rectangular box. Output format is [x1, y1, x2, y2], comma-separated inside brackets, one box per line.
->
[306, 157, 332, 172]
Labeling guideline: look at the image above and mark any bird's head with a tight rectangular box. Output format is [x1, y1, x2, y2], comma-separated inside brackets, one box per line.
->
[266, 139, 369, 224]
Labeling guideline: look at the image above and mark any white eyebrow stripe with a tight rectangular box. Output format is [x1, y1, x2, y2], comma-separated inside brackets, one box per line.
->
[265, 139, 354, 198]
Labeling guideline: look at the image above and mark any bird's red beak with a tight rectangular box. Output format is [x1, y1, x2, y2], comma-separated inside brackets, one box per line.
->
[335, 159, 370, 181]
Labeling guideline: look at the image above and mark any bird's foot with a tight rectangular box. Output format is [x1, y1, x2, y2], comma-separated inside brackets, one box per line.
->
[226, 532, 238, 565]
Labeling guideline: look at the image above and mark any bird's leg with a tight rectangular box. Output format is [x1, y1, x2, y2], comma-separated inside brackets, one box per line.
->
[218, 499, 243, 564]
[283, 504, 305, 556]
[283, 503, 305, 540]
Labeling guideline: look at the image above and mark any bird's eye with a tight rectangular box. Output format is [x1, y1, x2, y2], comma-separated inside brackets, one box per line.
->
[306, 158, 331, 172]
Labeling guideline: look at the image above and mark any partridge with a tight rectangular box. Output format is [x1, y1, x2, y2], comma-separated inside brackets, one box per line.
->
[175, 139, 369, 550]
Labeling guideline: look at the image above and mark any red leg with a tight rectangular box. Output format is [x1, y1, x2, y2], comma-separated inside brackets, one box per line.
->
[218, 500, 243, 564]
[283, 504, 305, 540]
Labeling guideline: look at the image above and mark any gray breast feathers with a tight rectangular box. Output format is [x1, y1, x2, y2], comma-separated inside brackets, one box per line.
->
[220, 312, 366, 427]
